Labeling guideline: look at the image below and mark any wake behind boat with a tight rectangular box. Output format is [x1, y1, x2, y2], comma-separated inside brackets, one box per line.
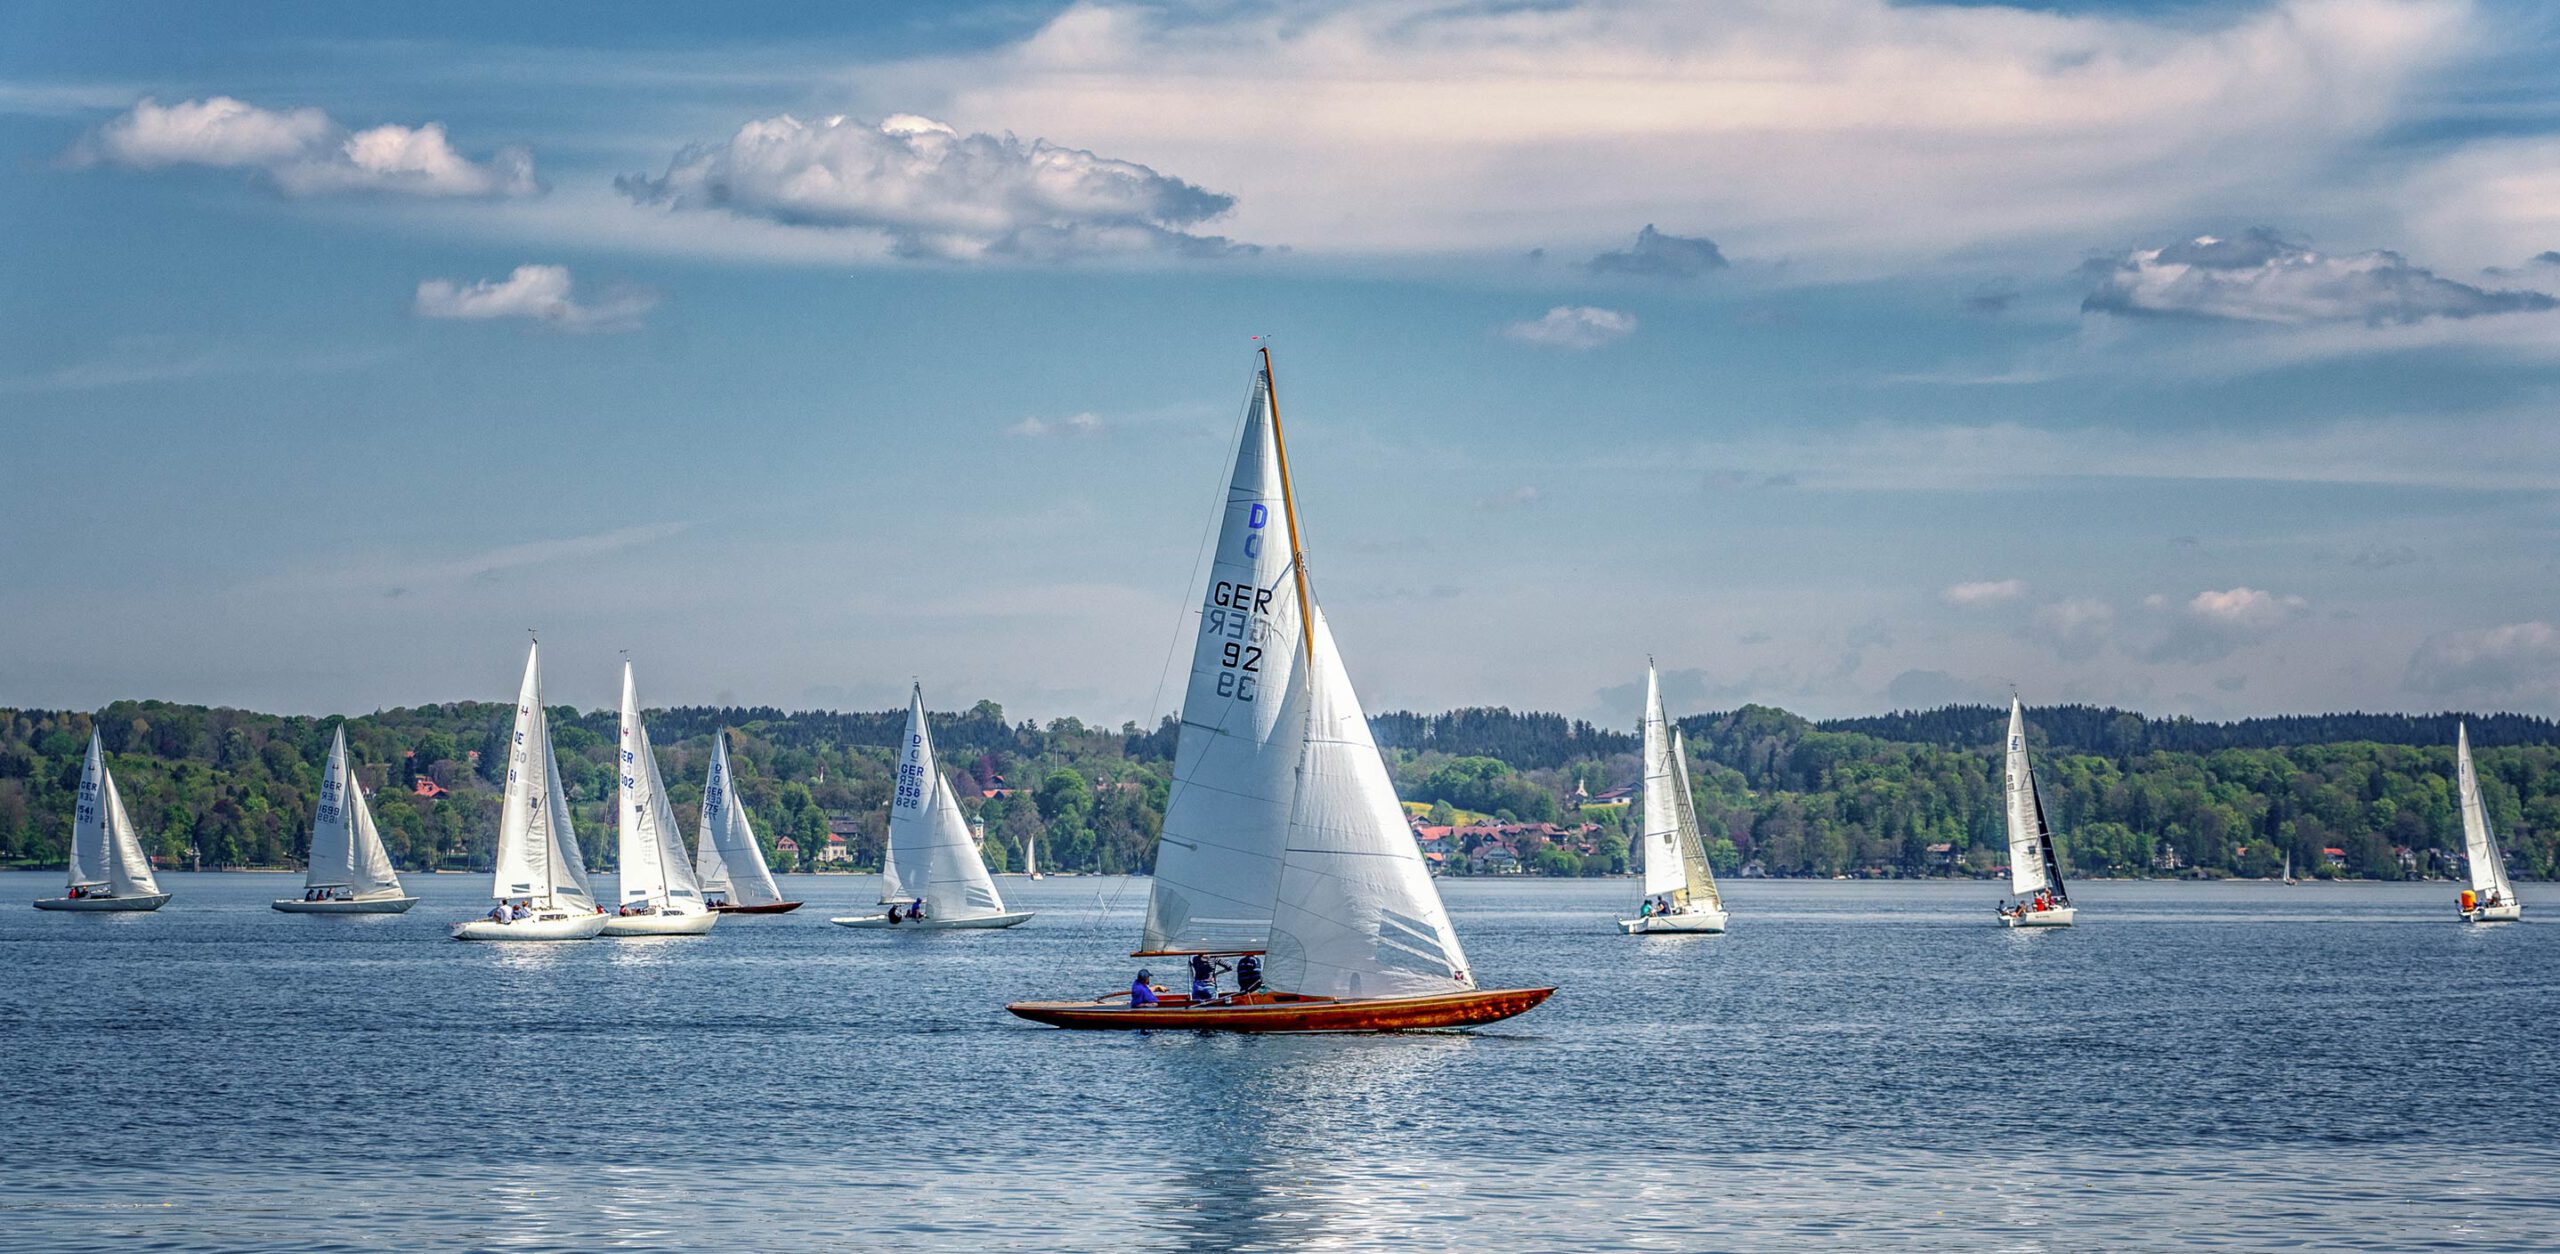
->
[274, 726, 416, 914]
[697, 731, 800, 914]
[602, 662, 716, 937]
[450, 641, 608, 941]
[1996, 697, 2076, 929]
[833, 683, 1031, 931]
[1619, 663, 1726, 935]
[2454, 722, 2522, 923]
[34, 731, 169, 913]
[1006, 349, 1551, 1032]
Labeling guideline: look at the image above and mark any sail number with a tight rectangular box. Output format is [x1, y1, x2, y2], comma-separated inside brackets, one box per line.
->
[1206, 580, 1275, 702]
[894, 734, 926, 810]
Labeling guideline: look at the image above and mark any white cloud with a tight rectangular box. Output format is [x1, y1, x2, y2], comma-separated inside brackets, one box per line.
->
[619, 112, 1252, 262]
[2404, 621, 2560, 708]
[1943, 579, 2027, 607]
[2145, 587, 2310, 663]
[1007, 411, 1106, 438]
[2082, 229, 2556, 324]
[74, 96, 538, 198]
[413, 265, 657, 332]
[1500, 306, 1636, 350]
[2028, 598, 2115, 661]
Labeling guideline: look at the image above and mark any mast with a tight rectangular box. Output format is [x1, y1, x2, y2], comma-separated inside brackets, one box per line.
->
[1261, 345, 1317, 672]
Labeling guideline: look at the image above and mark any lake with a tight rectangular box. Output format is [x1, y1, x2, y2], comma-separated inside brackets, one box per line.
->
[1, 873, 2553, 1251]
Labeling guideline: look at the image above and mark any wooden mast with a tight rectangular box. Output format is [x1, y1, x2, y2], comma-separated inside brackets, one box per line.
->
[1260, 345, 1318, 670]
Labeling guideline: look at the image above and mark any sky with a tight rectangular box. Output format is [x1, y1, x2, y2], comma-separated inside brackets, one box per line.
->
[4, 0, 2559, 726]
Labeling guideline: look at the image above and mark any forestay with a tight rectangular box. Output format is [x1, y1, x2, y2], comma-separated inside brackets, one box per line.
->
[618, 663, 706, 910]
[490, 642, 597, 911]
[696, 734, 785, 906]
[2004, 699, 2066, 902]
[883, 685, 1007, 919]
[2456, 723, 2516, 904]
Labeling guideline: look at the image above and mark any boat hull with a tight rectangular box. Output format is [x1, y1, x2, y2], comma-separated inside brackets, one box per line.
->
[1007, 985, 1554, 1033]
[1618, 910, 1727, 935]
[2463, 903, 2523, 923]
[449, 911, 609, 941]
[710, 900, 802, 915]
[832, 911, 1034, 930]
[33, 893, 170, 912]
[601, 909, 718, 936]
[2001, 906, 2077, 929]
[272, 895, 418, 914]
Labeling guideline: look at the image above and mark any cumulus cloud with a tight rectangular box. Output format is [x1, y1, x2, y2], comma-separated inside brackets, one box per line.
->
[618, 112, 1253, 262]
[2144, 587, 2310, 663]
[1587, 225, 1726, 279]
[2405, 622, 2560, 707]
[1007, 411, 1105, 438]
[2027, 598, 2114, 662]
[1943, 579, 2027, 607]
[1500, 306, 1636, 350]
[413, 265, 656, 332]
[73, 96, 537, 198]
[2081, 228, 2556, 325]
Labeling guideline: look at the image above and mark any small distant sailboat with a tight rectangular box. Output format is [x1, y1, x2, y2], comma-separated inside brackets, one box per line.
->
[2454, 722, 2522, 924]
[1619, 663, 1726, 934]
[274, 726, 416, 913]
[603, 662, 717, 937]
[1008, 349, 1552, 1031]
[450, 641, 608, 941]
[1023, 831, 1043, 880]
[2281, 851, 2296, 886]
[1996, 697, 2076, 929]
[34, 731, 169, 912]
[834, 684, 1031, 930]
[696, 732, 799, 914]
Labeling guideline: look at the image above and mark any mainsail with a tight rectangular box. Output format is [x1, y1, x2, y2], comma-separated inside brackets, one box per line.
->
[307, 726, 402, 898]
[489, 642, 597, 911]
[2456, 723, 2517, 905]
[696, 734, 785, 906]
[1636, 666, 1722, 911]
[617, 663, 705, 910]
[2004, 698, 2067, 902]
[883, 685, 1007, 919]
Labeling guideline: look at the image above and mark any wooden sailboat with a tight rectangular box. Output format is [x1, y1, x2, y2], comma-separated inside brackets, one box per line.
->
[33, 730, 169, 912]
[697, 732, 800, 913]
[450, 641, 609, 941]
[274, 726, 416, 913]
[834, 683, 1031, 930]
[1008, 350, 1553, 1031]
[1620, 663, 1726, 934]
[2455, 722, 2522, 923]
[603, 662, 718, 936]
[1996, 697, 2075, 928]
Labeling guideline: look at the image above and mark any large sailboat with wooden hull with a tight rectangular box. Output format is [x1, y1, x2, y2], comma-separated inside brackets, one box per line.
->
[450, 641, 608, 941]
[834, 683, 1030, 930]
[1008, 350, 1553, 1032]
[697, 733, 799, 914]
[33, 731, 169, 912]
[1997, 697, 2075, 928]
[1619, 664, 1726, 934]
[274, 726, 416, 913]
[603, 662, 717, 937]
[2454, 722, 2521, 923]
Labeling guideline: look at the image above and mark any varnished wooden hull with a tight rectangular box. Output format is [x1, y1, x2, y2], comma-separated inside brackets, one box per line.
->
[710, 901, 802, 915]
[1006, 985, 1553, 1033]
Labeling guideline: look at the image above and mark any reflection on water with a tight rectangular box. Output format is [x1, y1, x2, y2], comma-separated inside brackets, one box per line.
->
[1, 874, 2556, 1251]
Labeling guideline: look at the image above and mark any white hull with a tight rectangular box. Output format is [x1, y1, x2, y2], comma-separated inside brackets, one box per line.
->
[449, 910, 609, 941]
[831, 910, 1034, 930]
[2001, 906, 2077, 929]
[601, 909, 718, 937]
[1618, 910, 1728, 935]
[34, 893, 170, 912]
[2463, 903, 2523, 924]
[273, 895, 418, 914]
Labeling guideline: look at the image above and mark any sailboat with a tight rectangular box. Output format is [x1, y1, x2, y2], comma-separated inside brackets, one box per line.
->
[450, 641, 609, 941]
[1008, 349, 1553, 1031]
[834, 684, 1031, 930]
[697, 731, 800, 914]
[2455, 722, 2522, 923]
[33, 730, 169, 912]
[1619, 664, 1727, 934]
[274, 726, 416, 913]
[2281, 851, 2296, 885]
[603, 662, 718, 937]
[1023, 831, 1042, 880]
[1996, 697, 2075, 928]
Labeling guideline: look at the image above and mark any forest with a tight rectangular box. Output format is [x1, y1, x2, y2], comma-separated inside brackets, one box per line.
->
[0, 698, 2551, 883]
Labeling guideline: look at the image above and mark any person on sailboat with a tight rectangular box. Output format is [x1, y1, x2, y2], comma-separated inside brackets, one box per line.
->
[1188, 953, 1231, 1003]
[1234, 954, 1263, 997]
[911, 897, 928, 921]
[1130, 970, 1160, 1008]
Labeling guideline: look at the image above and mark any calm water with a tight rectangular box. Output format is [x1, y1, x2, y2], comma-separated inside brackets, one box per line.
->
[1, 873, 2553, 1252]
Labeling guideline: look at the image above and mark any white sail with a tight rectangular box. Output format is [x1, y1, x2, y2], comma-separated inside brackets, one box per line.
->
[1637, 666, 1687, 901]
[883, 685, 1008, 919]
[2456, 723, 2517, 904]
[616, 663, 705, 910]
[696, 734, 785, 906]
[2004, 698, 2064, 901]
[102, 759, 158, 897]
[1144, 375, 1308, 956]
[346, 770, 402, 898]
[1023, 830, 1038, 877]
[490, 642, 596, 911]
[1669, 729, 1723, 911]
[305, 727, 358, 891]
[1266, 609, 1473, 999]
[65, 731, 108, 891]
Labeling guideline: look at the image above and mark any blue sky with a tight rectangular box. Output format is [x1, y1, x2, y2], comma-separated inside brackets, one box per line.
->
[5, 0, 2560, 724]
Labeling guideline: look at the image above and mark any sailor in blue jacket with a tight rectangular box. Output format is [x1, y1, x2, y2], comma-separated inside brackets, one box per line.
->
[1129, 970, 1160, 1008]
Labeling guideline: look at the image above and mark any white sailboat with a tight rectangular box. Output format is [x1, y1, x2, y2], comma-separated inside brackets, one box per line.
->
[274, 725, 416, 913]
[1009, 349, 1551, 1031]
[1023, 830, 1042, 880]
[450, 641, 608, 941]
[33, 730, 169, 912]
[2281, 851, 2295, 885]
[2455, 722, 2522, 923]
[603, 662, 717, 937]
[1620, 664, 1727, 934]
[833, 684, 1031, 930]
[1997, 697, 2075, 928]
[696, 732, 799, 913]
